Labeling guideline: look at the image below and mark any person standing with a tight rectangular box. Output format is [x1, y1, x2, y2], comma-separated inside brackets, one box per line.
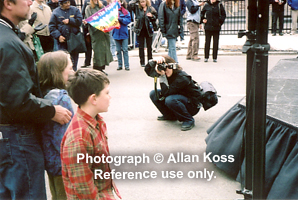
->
[270, 0, 286, 36]
[0, 0, 72, 198]
[186, 0, 204, 61]
[201, 0, 226, 63]
[84, 0, 113, 75]
[81, 0, 92, 68]
[130, 0, 157, 67]
[113, 0, 132, 71]
[158, 0, 183, 63]
[49, 0, 83, 71]
[30, 0, 54, 53]
[288, 0, 298, 34]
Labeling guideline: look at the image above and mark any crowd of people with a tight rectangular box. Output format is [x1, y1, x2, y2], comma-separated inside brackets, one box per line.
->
[1, 0, 298, 199]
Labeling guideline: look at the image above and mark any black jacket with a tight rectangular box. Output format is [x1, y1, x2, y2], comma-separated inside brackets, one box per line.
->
[129, 0, 157, 37]
[201, 1, 226, 31]
[270, 0, 286, 12]
[0, 17, 55, 125]
[158, 1, 183, 39]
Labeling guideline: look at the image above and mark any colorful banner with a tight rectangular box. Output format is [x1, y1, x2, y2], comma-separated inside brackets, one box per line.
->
[85, 2, 120, 33]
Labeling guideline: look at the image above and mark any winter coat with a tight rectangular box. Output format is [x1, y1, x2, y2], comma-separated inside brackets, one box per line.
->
[270, 0, 286, 12]
[113, 7, 132, 40]
[0, 17, 55, 125]
[49, 6, 82, 40]
[288, 0, 298, 10]
[85, 4, 113, 66]
[41, 89, 74, 176]
[151, 0, 162, 14]
[158, 1, 183, 39]
[30, 1, 52, 36]
[200, 1, 226, 31]
[186, 0, 201, 24]
[129, 0, 158, 37]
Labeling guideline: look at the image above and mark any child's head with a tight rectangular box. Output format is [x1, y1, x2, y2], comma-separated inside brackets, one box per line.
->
[67, 68, 110, 111]
[37, 51, 73, 91]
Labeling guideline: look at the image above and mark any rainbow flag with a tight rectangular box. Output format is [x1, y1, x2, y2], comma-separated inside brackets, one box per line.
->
[85, 2, 120, 33]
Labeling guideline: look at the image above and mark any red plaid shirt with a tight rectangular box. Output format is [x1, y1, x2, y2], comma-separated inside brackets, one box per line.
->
[61, 108, 121, 199]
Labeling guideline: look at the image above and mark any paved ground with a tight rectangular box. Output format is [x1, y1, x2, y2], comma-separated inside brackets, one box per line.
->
[45, 51, 296, 199]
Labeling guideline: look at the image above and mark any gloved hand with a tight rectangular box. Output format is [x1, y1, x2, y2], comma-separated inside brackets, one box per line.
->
[34, 23, 47, 32]
[29, 12, 37, 26]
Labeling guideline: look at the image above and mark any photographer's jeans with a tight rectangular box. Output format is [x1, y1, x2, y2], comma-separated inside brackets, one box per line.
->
[0, 124, 46, 200]
[150, 90, 200, 122]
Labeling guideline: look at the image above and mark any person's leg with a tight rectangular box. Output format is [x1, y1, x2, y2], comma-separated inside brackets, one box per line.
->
[291, 10, 298, 34]
[84, 34, 92, 66]
[167, 38, 178, 62]
[279, 10, 284, 35]
[122, 39, 130, 70]
[146, 35, 153, 61]
[272, 12, 277, 34]
[38, 35, 54, 53]
[138, 35, 145, 66]
[186, 22, 193, 59]
[0, 125, 46, 200]
[109, 31, 116, 59]
[115, 39, 123, 70]
[204, 30, 212, 60]
[149, 90, 177, 119]
[188, 22, 199, 59]
[70, 52, 79, 71]
[212, 30, 220, 60]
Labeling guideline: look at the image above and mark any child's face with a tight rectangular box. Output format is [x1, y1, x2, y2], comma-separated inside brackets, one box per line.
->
[62, 56, 73, 83]
[95, 84, 111, 113]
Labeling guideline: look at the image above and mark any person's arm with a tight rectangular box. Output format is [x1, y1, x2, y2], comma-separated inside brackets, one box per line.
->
[49, 11, 62, 39]
[180, 0, 186, 16]
[219, 3, 226, 25]
[158, 2, 165, 34]
[161, 75, 190, 97]
[119, 10, 132, 25]
[62, 135, 99, 199]
[69, 8, 83, 27]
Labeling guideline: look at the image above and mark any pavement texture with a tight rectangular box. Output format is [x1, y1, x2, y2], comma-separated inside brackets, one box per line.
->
[45, 33, 297, 199]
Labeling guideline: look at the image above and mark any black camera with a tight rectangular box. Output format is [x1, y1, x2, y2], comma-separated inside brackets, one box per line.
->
[157, 63, 178, 71]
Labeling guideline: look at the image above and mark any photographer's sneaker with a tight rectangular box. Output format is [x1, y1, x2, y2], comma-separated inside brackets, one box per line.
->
[181, 120, 195, 131]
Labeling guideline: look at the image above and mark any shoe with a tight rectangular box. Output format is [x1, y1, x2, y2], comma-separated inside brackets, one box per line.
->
[272, 33, 276, 36]
[213, 59, 217, 63]
[125, 68, 130, 71]
[186, 57, 191, 60]
[279, 32, 284, 36]
[192, 57, 201, 62]
[141, 64, 146, 67]
[113, 56, 118, 61]
[157, 115, 176, 121]
[100, 70, 108, 76]
[204, 58, 208, 62]
[117, 67, 123, 70]
[181, 120, 195, 131]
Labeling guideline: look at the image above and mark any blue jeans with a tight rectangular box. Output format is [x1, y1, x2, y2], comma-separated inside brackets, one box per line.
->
[167, 38, 178, 62]
[0, 125, 46, 199]
[115, 39, 129, 69]
[150, 90, 200, 122]
[109, 31, 116, 57]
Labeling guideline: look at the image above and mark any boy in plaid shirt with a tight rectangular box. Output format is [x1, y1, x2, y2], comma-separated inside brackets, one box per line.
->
[61, 68, 121, 199]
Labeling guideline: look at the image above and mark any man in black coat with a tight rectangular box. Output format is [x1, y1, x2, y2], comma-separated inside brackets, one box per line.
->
[0, 0, 72, 198]
[270, 0, 286, 36]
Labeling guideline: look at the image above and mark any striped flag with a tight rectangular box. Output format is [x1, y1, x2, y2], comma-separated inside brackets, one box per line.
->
[85, 2, 120, 33]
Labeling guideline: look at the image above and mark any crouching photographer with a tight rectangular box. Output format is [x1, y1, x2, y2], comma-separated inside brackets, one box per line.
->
[145, 55, 201, 131]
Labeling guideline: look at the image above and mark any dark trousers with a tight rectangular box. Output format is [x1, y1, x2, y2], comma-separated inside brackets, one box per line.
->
[272, 11, 284, 34]
[138, 35, 153, 65]
[150, 90, 200, 122]
[37, 35, 54, 53]
[58, 42, 79, 71]
[204, 30, 220, 60]
[84, 34, 92, 66]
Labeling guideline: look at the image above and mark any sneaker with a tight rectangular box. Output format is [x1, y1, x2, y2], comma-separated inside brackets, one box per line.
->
[213, 59, 217, 63]
[125, 67, 130, 71]
[181, 120, 195, 131]
[113, 56, 118, 61]
[272, 33, 276, 36]
[186, 57, 191, 60]
[204, 58, 208, 62]
[117, 67, 123, 70]
[279, 32, 284, 36]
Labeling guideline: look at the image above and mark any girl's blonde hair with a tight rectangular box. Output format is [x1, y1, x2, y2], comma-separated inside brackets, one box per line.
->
[37, 50, 70, 92]
[90, 0, 103, 9]
[138, 0, 151, 9]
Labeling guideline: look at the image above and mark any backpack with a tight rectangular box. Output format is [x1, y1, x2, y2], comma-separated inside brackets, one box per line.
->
[199, 81, 218, 111]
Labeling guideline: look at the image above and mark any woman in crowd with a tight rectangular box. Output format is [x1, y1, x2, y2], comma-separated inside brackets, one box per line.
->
[158, 0, 183, 63]
[130, 0, 157, 67]
[145, 55, 201, 131]
[84, 0, 113, 75]
[113, 0, 132, 70]
[200, 0, 226, 63]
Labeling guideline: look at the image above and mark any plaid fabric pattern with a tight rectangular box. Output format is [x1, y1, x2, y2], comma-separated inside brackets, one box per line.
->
[61, 108, 121, 199]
